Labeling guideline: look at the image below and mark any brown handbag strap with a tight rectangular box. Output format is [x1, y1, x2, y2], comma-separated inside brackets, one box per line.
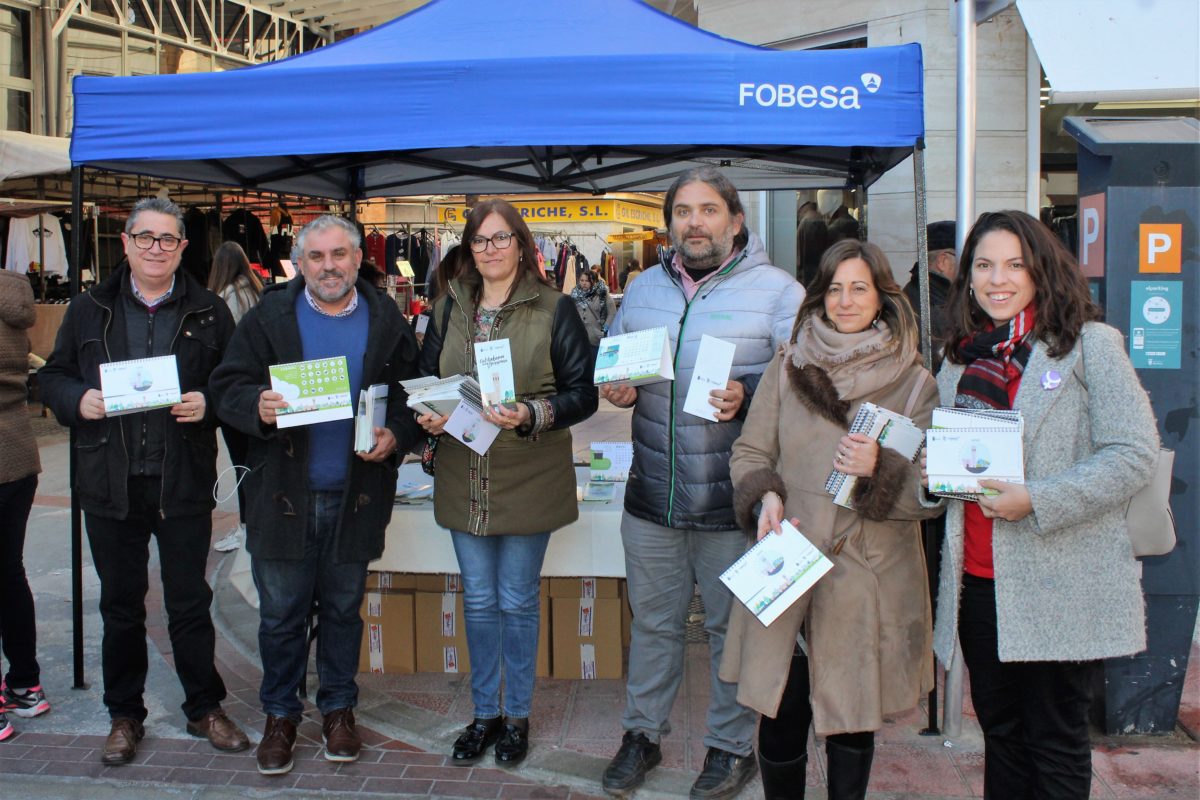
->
[903, 370, 930, 418]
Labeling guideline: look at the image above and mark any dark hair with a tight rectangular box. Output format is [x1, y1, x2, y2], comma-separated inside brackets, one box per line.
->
[626, 258, 640, 271]
[457, 198, 552, 306]
[943, 210, 1101, 363]
[431, 244, 460, 300]
[796, 217, 828, 289]
[127, 197, 185, 237]
[206, 241, 262, 297]
[792, 238, 918, 357]
[827, 216, 861, 244]
[662, 166, 749, 251]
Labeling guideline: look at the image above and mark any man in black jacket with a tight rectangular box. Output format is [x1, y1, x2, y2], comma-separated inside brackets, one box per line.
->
[210, 215, 421, 776]
[902, 220, 957, 362]
[40, 197, 247, 765]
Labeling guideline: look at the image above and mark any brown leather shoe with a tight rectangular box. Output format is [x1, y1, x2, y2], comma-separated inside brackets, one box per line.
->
[186, 707, 250, 753]
[102, 718, 144, 765]
[322, 707, 361, 763]
[256, 715, 298, 776]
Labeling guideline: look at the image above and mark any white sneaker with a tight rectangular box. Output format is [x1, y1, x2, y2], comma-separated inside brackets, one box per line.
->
[214, 525, 244, 552]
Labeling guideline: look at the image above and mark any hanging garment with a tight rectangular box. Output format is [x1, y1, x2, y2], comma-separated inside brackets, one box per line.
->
[5, 214, 68, 276]
[365, 229, 388, 270]
[181, 206, 212, 286]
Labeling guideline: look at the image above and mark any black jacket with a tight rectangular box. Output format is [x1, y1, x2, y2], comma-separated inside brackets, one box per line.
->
[39, 265, 235, 519]
[903, 264, 953, 352]
[209, 278, 421, 562]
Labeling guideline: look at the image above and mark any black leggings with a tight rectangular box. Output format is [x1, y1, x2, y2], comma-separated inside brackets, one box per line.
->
[758, 648, 874, 761]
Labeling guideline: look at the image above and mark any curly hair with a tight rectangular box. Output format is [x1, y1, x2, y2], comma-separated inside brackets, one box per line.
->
[943, 210, 1101, 363]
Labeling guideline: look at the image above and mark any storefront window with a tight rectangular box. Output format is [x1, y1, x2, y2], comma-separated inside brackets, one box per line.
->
[5, 87, 29, 132]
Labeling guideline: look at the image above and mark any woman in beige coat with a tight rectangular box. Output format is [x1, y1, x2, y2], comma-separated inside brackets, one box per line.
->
[723, 239, 942, 800]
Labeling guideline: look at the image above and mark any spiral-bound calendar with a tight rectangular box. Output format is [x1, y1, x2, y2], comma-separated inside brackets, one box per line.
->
[926, 407, 1025, 498]
[99, 355, 182, 416]
[719, 520, 833, 627]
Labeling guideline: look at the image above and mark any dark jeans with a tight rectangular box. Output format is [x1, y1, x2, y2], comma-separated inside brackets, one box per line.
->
[220, 426, 250, 524]
[959, 573, 1093, 800]
[0, 474, 40, 689]
[85, 476, 226, 722]
[252, 490, 367, 721]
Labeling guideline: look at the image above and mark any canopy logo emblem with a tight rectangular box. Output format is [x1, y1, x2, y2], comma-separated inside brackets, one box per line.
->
[861, 73, 882, 93]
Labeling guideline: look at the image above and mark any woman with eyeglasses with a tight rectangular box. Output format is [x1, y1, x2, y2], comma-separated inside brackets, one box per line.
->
[416, 198, 597, 766]
[924, 211, 1157, 799]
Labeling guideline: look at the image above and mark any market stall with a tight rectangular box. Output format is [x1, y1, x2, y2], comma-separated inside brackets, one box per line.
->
[64, 0, 929, 686]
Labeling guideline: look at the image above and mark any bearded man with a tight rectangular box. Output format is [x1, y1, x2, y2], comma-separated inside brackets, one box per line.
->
[210, 215, 420, 776]
[599, 168, 804, 800]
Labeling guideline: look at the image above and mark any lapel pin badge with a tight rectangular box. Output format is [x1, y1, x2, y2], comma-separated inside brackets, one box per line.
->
[1041, 370, 1062, 391]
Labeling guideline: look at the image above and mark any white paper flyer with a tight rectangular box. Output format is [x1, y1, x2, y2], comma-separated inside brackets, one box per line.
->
[682, 335, 737, 421]
[443, 402, 501, 455]
[475, 339, 516, 406]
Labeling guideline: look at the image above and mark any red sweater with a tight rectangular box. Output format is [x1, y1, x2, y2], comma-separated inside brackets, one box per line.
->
[963, 375, 1022, 579]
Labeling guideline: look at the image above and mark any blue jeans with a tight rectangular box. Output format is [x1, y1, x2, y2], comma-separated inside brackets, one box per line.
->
[253, 491, 368, 721]
[450, 530, 550, 719]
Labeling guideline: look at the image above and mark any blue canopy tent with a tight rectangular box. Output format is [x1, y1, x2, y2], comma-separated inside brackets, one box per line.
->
[63, 0, 937, 700]
[69, 0, 924, 197]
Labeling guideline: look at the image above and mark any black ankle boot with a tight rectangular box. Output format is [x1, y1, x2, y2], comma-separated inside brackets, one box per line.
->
[451, 717, 502, 763]
[494, 717, 529, 765]
[758, 751, 807, 800]
[824, 739, 874, 800]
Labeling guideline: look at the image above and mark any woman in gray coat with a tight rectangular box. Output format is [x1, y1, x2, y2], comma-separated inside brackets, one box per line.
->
[926, 211, 1157, 799]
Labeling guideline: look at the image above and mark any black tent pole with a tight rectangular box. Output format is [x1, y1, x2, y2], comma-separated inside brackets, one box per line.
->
[69, 165, 88, 690]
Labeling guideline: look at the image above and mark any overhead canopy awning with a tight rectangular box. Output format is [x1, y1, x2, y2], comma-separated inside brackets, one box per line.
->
[69, 0, 924, 199]
[1016, 0, 1200, 104]
[0, 131, 71, 182]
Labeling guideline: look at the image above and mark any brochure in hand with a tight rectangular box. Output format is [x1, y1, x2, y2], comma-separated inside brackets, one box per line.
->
[719, 520, 833, 627]
[269, 356, 354, 429]
[401, 374, 475, 418]
[926, 407, 1025, 498]
[475, 339, 516, 407]
[682, 335, 737, 422]
[353, 383, 389, 453]
[99, 355, 182, 416]
[593, 327, 674, 387]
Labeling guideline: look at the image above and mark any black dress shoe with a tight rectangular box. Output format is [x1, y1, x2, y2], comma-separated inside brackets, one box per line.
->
[494, 718, 529, 765]
[451, 717, 502, 763]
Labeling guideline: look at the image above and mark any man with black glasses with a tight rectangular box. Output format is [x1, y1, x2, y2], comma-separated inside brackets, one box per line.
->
[41, 197, 246, 765]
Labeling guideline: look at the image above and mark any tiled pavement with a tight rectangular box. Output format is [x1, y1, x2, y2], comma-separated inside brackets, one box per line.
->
[4, 408, 1198, 799]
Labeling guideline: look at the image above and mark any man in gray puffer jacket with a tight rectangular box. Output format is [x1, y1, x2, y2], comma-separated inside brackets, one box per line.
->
[600, 168, 803, 800]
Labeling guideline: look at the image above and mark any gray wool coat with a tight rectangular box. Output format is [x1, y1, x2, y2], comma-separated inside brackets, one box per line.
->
[931, 321, 1157, 665]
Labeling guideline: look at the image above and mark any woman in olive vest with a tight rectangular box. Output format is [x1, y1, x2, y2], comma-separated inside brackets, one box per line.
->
[416, 198, 597, 766]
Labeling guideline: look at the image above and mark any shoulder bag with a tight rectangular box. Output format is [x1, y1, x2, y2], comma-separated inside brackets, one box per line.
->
[1073, 338, 1176, 558]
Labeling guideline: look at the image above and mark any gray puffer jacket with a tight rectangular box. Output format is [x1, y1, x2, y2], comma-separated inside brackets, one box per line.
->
[609, 233, 803, 530]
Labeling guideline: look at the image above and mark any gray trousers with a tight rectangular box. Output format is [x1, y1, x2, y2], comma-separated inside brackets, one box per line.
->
[619, 512, 757, 756]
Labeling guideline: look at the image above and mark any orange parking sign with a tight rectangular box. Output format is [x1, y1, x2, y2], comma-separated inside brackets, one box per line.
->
[1139, 224, 1182, 273]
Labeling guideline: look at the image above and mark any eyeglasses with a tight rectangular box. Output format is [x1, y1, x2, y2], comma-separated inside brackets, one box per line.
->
[468, 231, 515, 253]
[130, 232, 183, 252]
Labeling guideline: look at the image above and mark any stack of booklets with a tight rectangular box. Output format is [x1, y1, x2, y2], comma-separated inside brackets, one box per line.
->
[824, 402, 925, 510]
[719, 520, 833, 627]
[400, 374, 483, 418]
[353, 383, 388, 453]
[400, 374, 500, 455]
[925, 408, 1025, 498]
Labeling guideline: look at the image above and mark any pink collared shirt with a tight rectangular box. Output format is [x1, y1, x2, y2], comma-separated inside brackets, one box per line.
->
[670, 248, 743, 301]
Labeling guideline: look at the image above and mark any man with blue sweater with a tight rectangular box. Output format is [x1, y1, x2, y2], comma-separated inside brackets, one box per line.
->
[211, 215, 420, 776]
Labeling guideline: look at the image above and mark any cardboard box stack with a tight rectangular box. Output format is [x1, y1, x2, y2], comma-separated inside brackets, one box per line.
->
[358, 572, 417, 674]
[415, 585, 470, 674]
[550, 577, 623, 679]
